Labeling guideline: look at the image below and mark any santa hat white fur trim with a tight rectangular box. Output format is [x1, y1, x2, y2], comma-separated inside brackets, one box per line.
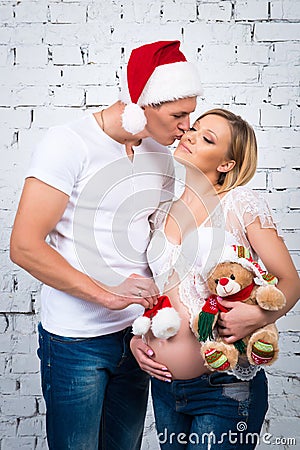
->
[138, 62, 203, 106]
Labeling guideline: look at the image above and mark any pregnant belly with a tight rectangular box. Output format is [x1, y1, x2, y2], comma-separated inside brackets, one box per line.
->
[147, 274, 210, 379]
[146, 330, 210, 380]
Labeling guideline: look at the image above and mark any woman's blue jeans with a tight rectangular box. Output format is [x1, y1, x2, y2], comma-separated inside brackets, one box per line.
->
[151, 369, 268, 450]
[37, 322, 149, 450]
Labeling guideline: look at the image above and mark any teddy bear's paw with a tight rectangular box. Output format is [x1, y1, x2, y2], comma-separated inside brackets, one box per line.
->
[204, 348, 230, 372]
[251, 340, 275, 365]
[256, 285, 286, 310]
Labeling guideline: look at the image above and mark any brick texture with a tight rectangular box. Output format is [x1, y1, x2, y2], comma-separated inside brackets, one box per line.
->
[0, 1, 299, 449]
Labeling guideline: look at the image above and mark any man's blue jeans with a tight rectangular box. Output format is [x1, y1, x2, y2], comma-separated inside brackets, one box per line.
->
[37, 323, 149, 450]
[151, 369, 268, 450]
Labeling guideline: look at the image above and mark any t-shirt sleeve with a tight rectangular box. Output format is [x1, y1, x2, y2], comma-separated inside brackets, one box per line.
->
[26, 126, 87, 196]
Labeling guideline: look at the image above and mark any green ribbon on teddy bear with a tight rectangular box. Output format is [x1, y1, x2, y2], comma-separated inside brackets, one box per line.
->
[196, 282, 258, 354]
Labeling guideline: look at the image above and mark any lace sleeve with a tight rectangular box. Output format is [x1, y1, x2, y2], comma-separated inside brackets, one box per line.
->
[231, 187, 281, 235]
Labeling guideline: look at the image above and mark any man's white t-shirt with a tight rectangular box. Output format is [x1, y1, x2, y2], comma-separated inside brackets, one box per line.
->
[27, 113, 174, 337]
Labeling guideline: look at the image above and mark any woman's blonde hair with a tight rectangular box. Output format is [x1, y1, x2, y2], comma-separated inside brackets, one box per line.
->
[196, 108, 257, 193]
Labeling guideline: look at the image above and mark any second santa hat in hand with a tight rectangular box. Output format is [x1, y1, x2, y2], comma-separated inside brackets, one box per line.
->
[132, 295, 181, 340]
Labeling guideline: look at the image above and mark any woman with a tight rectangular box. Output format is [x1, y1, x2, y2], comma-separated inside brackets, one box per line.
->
[131, 109, 300, 449]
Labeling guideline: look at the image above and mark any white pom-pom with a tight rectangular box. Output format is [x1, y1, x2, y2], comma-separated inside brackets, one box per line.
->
[151, 307, 181, 340]
[132, 316, 151, 336]
[121, 103, 147, 134]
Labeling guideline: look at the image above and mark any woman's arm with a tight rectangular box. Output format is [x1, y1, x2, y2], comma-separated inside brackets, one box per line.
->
[10, 177, 159, 310]
[218, 220, 300, 343]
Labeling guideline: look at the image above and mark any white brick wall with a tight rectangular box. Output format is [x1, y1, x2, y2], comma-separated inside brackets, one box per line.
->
[0, 1, 299, 449]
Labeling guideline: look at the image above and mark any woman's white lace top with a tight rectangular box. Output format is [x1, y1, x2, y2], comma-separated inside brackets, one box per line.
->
[147, 185, 280, 380]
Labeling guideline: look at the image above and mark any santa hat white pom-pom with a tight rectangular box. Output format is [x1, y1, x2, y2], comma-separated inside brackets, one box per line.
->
[132, 316, 151, 336]
[122, 103, 147, 134]
[151, 308, 181, 340]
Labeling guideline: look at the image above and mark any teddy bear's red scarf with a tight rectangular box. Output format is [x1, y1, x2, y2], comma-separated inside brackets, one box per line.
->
[202, 281, 256, 315]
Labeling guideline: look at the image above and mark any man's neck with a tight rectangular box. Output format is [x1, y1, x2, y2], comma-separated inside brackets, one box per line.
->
[93, 101, 146, 147]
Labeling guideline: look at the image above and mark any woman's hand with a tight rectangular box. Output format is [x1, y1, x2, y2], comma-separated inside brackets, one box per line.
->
[130, 336, 172, 382]
[217, 300, 268, 343]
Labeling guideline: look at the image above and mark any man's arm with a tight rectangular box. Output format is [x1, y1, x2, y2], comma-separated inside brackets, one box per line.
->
[10, 177, 159, 310]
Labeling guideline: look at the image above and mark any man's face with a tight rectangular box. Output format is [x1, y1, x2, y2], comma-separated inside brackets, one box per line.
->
[143, 97, 197, 146]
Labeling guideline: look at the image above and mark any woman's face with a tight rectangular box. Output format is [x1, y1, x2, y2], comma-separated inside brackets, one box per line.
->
[174, 114, 235, 179]
[143, 97, 197, 146]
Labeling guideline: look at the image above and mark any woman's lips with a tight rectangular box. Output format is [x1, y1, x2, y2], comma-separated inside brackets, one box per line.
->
[179, 142, 192, 154]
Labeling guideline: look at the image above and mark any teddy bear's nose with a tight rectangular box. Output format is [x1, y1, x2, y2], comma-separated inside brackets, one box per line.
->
[219, 277, 229, 286]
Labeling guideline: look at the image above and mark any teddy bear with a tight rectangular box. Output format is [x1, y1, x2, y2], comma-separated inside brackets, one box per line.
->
[193, 245, 286, 372]
[132, 295, 181, 339]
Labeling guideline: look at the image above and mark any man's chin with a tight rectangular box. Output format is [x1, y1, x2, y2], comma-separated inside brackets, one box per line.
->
[162, 137, 176, 146]
[152, 135, 176, 146]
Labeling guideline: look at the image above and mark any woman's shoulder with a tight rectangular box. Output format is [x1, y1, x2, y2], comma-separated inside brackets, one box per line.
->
[224, 185, 277, 230]
[226, 185, 263, 200]
[224, 185, 268, 209]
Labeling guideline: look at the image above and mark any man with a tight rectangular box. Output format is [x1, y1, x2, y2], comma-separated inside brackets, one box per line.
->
[10, 40, 202, 450]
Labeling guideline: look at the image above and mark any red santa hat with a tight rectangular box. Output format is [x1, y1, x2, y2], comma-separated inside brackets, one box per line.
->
[119, 40, 203, 134]
[132, 295, 181, 340]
